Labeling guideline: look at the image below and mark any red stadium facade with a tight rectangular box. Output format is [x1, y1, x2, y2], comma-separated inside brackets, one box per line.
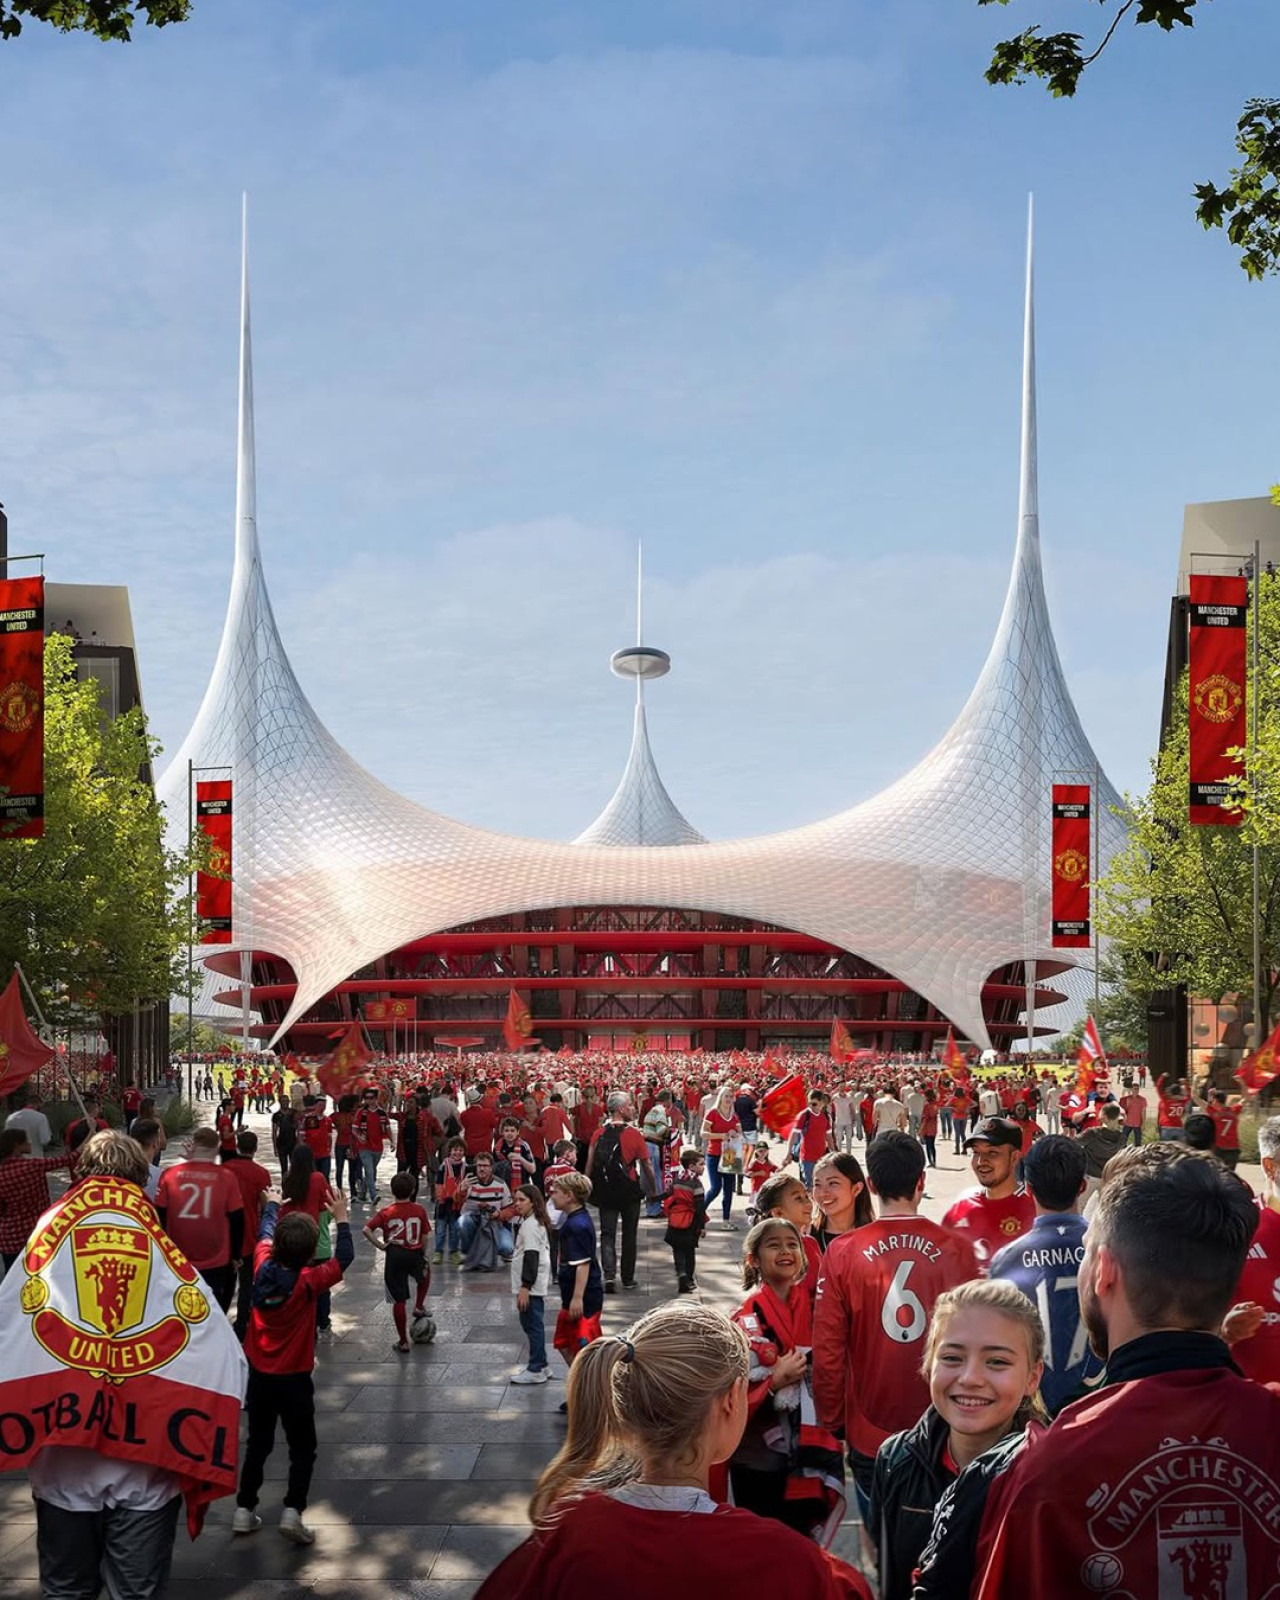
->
[208, 907, 1070, 1056]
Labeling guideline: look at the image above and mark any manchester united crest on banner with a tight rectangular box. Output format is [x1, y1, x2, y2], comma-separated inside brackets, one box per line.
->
[0, 575, 45, 840]
[1188, 574, 1248, 825]
[1051, 784, 1091, 949]
[196, 780, 232, 943]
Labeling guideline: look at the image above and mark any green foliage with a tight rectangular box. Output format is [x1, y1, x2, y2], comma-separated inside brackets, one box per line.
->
[1096, 570, 1280, 1033]
[0, 0, 189, 41]
[979, 2, 1280, 276]
[160, 1094, 197, 1135]
[0, 635, 199, 1028]
[169, 1015, 231, 1055]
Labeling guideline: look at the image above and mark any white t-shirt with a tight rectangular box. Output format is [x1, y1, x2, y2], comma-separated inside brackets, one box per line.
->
[5, 1107, 52, 1149]
[29, 1446, 181, 1512]
[873, 1096, 906, 1133]
[831, 1093, 854, 1127]
[979, 1089, 1001, 1117]
[511, 1215, 552, 1298]
[904, 1090, 924, 1118]
[1041, 1084, 1061, 1112]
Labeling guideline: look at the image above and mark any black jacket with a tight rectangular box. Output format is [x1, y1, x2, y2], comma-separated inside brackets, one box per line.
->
[868, 1407, 954, 1600]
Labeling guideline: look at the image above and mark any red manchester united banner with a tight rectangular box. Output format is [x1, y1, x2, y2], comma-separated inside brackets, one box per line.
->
[366, 997, 417, 1023]
[196, 779, 232, 943]
[1188, 573, 1247, 825]
[1051, 784, 1091, 949]
[0, 575, 45, 839]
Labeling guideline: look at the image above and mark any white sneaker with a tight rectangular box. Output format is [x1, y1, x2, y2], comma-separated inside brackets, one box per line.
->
[279, 1507, 316, 1545]
[510, 1368, 549, 1385]
[231, 1507, 261, 1535]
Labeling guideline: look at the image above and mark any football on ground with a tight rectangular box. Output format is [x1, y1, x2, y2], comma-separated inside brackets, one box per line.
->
[410, 1313, 437, 1345]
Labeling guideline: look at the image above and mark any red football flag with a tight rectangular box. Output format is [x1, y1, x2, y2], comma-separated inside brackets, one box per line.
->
[503, 989, 535, 1052]
[1075, 1015, 1108, 1092]
[939, 1026, 969, 1080]
[759, 1072, 807, 1135]
[830, 1017, 855, 1064]
[1237, 1018, 1280, 1094]
[0, 971, 55, 1097]
[316, 1023, 371, 1101]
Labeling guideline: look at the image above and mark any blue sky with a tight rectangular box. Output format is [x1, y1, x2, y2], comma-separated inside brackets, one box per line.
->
[2, 0, 1278, 839]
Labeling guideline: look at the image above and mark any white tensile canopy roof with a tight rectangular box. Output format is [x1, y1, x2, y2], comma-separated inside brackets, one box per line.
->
[157, 203, 1124, 1051]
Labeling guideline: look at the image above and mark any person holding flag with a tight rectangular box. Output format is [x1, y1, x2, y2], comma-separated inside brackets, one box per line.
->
[0, 1129, 246, 1597]
[1075, 1015, 1108, 1098]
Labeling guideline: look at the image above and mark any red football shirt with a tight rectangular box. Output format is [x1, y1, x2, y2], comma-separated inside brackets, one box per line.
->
[225, 1156, 272, 1247]
[459, 1104, 499, 1156]
[367, 1200, 429, 1251]
[941, 1188, 1037, 1275]
[156, 1160, 244, 1269]
[813, 1216, 979, 1456]
[1231, 1199, 1280, 1383]
[1209, 1102, 1243, 1150]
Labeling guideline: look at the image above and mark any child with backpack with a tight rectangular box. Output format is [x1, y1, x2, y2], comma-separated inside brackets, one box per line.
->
[363, 1172, 433, 1353]
[510, 1184, 554, 1384]
[663, 1148, 708, 1294]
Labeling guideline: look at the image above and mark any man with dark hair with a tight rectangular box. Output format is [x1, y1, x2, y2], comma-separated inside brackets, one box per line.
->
[814, 1130, 977, 1527]
[940, 1117, 1035, 1273]
[1182, 1110, 1217, 1155]
[971, 1145, 1279, 1599]
[988, 1135, 1102, 1415]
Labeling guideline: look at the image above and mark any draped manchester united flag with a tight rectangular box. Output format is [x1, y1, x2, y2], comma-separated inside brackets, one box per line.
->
[0, 1177, 247, 1534]
[0, 575, 45, 840]
[1237, 1018, 1280, 1094]
[1188, 574, 1247, 825]
[195, 781, 232, 943]
[829, 1017, 855, 1064]
[1051, 784, 1091, 949]
[1076, 1014, 1108, 1092]
[502, 989, 535, 1051]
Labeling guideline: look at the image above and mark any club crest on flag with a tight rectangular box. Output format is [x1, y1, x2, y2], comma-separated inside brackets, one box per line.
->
[1193, 673, 1243, 723]
[20, 1180, 210, 1381]
[0, 680, 39, 733]
[1054, 847, 1089, 883]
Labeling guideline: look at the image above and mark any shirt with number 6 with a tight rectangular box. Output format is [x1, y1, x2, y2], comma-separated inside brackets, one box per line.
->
[813, 1216, 978, 1458]
[156, 1159, 245, 1270]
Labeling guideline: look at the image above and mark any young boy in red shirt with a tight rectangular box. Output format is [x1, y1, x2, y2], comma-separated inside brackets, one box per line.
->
[233, 1188, 354, 1545]
[364, 1172, 432, 1352]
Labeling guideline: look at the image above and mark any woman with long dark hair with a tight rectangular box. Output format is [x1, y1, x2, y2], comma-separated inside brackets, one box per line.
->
[810, 1153, 874, 1254]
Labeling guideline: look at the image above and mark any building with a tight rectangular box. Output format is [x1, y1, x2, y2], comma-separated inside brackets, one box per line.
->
[158, 215, 1123, 1057]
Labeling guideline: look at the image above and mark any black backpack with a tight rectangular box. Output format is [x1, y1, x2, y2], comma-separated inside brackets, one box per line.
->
[591, 1123, 642, 1208]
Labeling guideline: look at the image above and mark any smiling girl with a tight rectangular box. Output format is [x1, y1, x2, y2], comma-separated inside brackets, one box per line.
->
[810, 1153, 874, 1254]
[867, 1279, 1046, 1600]
[727, 1218, 846, 1544]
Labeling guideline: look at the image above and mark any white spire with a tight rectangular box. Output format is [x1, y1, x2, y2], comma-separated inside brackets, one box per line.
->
[573, 700, 707, 847]
[235, 193, 257, 569]
[635, 541, 644, 703]
[1019, 194, 1037, 544]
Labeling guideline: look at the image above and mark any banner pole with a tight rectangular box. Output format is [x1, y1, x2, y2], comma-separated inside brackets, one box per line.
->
[1254, 540, 1264, 1050]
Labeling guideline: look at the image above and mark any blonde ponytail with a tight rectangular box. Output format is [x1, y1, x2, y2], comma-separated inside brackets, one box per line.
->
[528, 1302, 749, 1524]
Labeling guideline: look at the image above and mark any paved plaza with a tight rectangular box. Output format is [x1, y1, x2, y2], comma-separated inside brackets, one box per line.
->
[0, 1100, 1261, 1599]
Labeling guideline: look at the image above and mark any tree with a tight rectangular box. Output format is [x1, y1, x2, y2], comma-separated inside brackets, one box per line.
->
[1096, 568, 1280, 1034]
[979, 2, 1280, 277]
[0, 634, 199, 1032]
[0, 1, 189, 42]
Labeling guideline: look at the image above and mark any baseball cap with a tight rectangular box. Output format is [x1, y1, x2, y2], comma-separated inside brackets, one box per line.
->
[963, 1116, 1023, 1152]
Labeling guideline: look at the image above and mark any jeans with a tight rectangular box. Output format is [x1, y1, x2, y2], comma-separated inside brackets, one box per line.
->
[952, 1115, 968, 1152]
[35, 1495, 181, 1600]
[1124, 1126, 1143, 1148]
[671, 1237, 697, 1282]
[644, 1141, 667, 1216]
[458, 1212, 514, 1257]
[333, 1145, 350, 1190]
[519, 1294, 547, 1371]
[704, 1156, 738, 1220]
[922, 1136, 937, 1168]
[315, 1155, 331, 1183]
[434, 1208, 461, 1253]
[597, 1198, 642, 1284]
[360, 1149, 382, 1199]
[940, 1108, 953, 1137]
[799, 1158, 816, 1189]
[238, 1369, 317, 1514]
[1159, 1126, 1185, 1142]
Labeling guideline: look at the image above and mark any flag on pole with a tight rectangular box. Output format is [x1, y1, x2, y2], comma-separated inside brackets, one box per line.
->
[503, 989, 536, 1052]
[940, 1026, 969, 1079]
[1076, 1014, 1108, 1092]
[316, 1022, 371, 1101]
[830, 1017, 855, 1064]
[1237, 1018, 1280, 1094]
[0, 971, 55, 1098]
